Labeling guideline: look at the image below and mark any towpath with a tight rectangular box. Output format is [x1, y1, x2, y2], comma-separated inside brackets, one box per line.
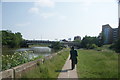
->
[57, 55, 78, 79]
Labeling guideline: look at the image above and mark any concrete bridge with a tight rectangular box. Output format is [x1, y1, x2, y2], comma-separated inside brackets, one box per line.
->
[23, 40, 81, 48]
[24, 40, 56, 45]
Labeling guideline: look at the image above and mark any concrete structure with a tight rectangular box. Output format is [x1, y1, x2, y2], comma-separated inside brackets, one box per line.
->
[102, 24, 113, 44]
[98, 32, 102, 40]
[1, 50, 62, 79]
[74, 36, 81, 41]
[118, 18, 120, 39]
[112, 28, 119, 42]
[24, 40, 81, 47]
[100, 24, 119, 44]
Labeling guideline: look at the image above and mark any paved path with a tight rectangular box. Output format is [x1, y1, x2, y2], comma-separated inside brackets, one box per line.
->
[57, 55, 78, 79]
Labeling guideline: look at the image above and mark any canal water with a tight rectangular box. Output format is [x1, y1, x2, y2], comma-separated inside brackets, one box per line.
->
[2, 47, 53, 59]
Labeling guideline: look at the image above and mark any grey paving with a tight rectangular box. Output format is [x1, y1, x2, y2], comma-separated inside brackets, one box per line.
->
[58, 55, 78, 79]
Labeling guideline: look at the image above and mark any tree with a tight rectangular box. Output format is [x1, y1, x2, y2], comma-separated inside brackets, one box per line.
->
[14, 32, 23, 47]
[110, 39, 120, 53]
[50, 42, 63, 51]
[81, 36, 100, 49]
[1, 30, 23, 48]
[73, 39, 81, 43]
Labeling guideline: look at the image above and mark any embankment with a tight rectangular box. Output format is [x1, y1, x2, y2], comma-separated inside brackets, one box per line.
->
[1, 49, 69, 79]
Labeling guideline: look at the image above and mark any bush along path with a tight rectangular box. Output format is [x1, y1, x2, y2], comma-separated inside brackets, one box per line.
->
[21, 49, 69, 78]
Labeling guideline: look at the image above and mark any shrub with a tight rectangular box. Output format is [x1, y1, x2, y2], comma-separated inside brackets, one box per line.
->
[86, 44, 98, 49]
[109, 39, 120, 53]
[50, 42, 63, 51]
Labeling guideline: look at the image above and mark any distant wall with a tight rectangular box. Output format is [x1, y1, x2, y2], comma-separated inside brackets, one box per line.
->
[1, 50, 63, 79]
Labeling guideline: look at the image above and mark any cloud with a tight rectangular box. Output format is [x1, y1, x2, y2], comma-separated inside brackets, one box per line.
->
[28, 7, 39, 14]
[40, 13, 56, 19]
[15, 22, 31, 27]
[28, 0, 55, 15]
[35, 0, 55, 8]
[40, 12, 67, 20]
[27, 0, 66, 19]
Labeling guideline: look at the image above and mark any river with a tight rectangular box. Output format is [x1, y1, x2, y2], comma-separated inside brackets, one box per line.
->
[2, 46, 54, 59]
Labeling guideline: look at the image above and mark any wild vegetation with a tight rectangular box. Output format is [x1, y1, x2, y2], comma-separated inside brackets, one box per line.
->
[81, 36, 102, 48]
[77, 49, 118, 78]
[1, 30, 23, 48]
[110, 39, 120, 53]
[22, 49, 69, 78]
[49, 42, 64, 51]
[1, 30, 66, 71]
[2, 51, 42, 71]
[74, 35, 120, 53]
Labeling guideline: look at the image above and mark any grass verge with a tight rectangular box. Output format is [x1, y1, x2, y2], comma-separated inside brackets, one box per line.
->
[22, 49, 69, 78]
[77, 49, 118, 78]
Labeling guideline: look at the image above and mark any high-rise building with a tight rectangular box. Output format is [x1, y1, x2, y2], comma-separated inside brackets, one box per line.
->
[102, 24, 113, 44]
[101, 24, 119, 44]
[112, 28, 119, 42]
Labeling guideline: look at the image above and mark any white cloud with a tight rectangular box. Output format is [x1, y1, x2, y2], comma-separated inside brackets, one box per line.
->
[28, 0, 55, 15]
[15, 22, 31, 27]
[40, 13, 56, 19]
[40, 12, 67, 20]
[35, 0, 55, 8]
[28, 7, 39, 14]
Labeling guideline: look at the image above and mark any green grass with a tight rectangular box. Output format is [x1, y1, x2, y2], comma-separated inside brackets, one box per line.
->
[22, 49, 69, 78]
[77, 49, 118, 78]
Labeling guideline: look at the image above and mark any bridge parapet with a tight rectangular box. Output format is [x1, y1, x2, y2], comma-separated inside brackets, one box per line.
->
[24, 40, 57, 44]
[23, 40, 81, 47]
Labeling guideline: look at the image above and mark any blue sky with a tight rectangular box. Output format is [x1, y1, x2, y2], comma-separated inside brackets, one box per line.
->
[1, 0, 118, 41]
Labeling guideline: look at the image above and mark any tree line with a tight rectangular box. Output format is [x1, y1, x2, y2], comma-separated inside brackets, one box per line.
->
[73, 36, 102, 49]
[74, 35, 120, 53]
[1, 30, 23, 48]
[1, 30, 120, 52]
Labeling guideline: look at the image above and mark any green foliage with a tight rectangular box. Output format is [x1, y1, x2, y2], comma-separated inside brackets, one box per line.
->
[1, 30, 23, 48]
[110, 39, 120, 53]
[50, 42, 63, 51]
[2, 51, 30, 71]
[81, 36, 101, 49]
[22, 49, 69, 78]
[73, 39, 81, 43]
[77, 49, 118, 78]
[2, 51, 43, 71]
[86, 44, 98, 49]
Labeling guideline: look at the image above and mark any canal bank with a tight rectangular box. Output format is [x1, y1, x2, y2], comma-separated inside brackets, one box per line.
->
[1, 49, 69, 79]
[2, 46, 56, 71]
